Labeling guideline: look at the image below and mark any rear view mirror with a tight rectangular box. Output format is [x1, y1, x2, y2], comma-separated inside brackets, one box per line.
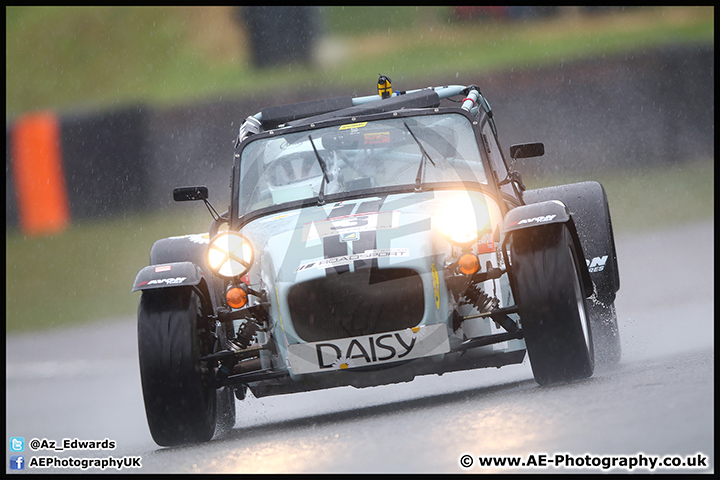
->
[510, 142, 544, 159]
[173, 186, 209, 202]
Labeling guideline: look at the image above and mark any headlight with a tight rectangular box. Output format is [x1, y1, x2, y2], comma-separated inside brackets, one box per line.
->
[207, 231, 254, 279]
[436, 194, 491, 245]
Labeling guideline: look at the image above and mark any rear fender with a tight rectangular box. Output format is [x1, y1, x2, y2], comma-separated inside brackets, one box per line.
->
[503, 200, 593, 298]
[523, 182, 620, 304]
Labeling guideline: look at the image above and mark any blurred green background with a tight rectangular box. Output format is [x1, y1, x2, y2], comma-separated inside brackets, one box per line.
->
[6, 6, 713, 119]
[5, 6, 714, 333]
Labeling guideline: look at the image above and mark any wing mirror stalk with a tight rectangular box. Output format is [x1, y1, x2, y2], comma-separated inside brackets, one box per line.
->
[173, 185, 221, 221]
[500, 142, 545, 192]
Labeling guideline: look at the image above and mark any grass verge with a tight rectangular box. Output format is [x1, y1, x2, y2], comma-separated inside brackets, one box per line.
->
[6, 6, 714, 119]
[525, 160, 714, 233]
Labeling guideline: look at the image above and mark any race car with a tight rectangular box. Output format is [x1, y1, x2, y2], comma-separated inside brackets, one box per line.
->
[133, 77, 621, 446]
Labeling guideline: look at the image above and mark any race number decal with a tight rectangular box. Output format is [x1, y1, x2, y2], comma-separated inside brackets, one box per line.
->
[302, 211, 399, 242]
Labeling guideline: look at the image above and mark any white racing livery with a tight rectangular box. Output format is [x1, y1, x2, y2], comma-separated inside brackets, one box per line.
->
[132, 78, 620, 446]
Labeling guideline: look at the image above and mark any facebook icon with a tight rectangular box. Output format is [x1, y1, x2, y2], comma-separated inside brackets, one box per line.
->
[10, 455, 25, 470]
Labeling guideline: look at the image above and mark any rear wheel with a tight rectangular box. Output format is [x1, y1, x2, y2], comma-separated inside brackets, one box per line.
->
[138, 288, 217, 446]
[510, 224, 594, 386]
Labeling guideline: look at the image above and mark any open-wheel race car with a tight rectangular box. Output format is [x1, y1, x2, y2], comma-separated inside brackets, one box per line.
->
[132, 77, 621, 446]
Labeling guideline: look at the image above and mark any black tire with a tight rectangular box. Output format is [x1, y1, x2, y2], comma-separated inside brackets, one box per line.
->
[588, 300, 622, 366]
[510, 224, 594, 386]
[138, 288, 217, 446]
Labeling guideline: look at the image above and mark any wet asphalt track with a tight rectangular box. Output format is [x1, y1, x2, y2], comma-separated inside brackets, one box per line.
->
[5, 220, 713, 473]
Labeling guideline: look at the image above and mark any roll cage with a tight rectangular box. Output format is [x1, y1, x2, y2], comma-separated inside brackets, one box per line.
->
[229, 84, 525, 231]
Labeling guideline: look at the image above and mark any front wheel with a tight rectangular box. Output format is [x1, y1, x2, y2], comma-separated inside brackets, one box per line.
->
[138, 288, 217, 446]
[510, 224, 594, 386]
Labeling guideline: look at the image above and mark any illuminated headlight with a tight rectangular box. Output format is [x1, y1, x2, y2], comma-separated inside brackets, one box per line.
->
[436, 194, 491, 245]
[207, 231, 254, 279]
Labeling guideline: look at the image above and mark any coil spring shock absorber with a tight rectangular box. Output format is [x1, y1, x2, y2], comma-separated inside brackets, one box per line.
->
[461, 282, 499, 313]
[235, 318, 262, 349]
[216, 317, 264, 384]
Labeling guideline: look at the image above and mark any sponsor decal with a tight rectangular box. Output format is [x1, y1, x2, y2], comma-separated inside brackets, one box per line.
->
[477, 231, 495, 254]
[586, 255, 609, 273]
[295, 248, 409, 272]
[287, 324, 450, 375]
[339, 122, 368, 130]
[187, 234, 210, 244]
[138, 276, 187, 287]
[339, 231, 359, 243]
[303, 210, 399, 242]
[169, 233, 209, 244]
[431, 263, 440, 310]
[154, 265, 172, 273]
[259, 211, 300, 223]
[510, 214, 557, 227]
[364, 132, 390, 145]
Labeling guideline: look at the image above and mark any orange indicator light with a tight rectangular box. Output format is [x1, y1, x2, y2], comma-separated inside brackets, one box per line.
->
[458, 253, 480, 275]
[226, 286, 248, 309]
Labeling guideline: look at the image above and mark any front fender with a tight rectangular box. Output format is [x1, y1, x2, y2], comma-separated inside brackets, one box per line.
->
[131, 261, 205, 292]
[503, 200, 570, 234]
[503, 201, 593, 298]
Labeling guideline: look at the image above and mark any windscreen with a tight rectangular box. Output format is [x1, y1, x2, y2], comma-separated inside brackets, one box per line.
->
[237, 112, 487, 217]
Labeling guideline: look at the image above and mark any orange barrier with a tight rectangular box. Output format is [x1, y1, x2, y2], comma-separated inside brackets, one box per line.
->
[11, 111, 70, 235]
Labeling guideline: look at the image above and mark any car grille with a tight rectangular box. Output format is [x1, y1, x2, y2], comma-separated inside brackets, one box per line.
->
[287, 268, 425, 342]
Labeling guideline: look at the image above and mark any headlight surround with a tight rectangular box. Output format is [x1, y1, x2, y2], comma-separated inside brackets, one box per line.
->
[207, 231, 254, 279]
[436, 194, 491, 245]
